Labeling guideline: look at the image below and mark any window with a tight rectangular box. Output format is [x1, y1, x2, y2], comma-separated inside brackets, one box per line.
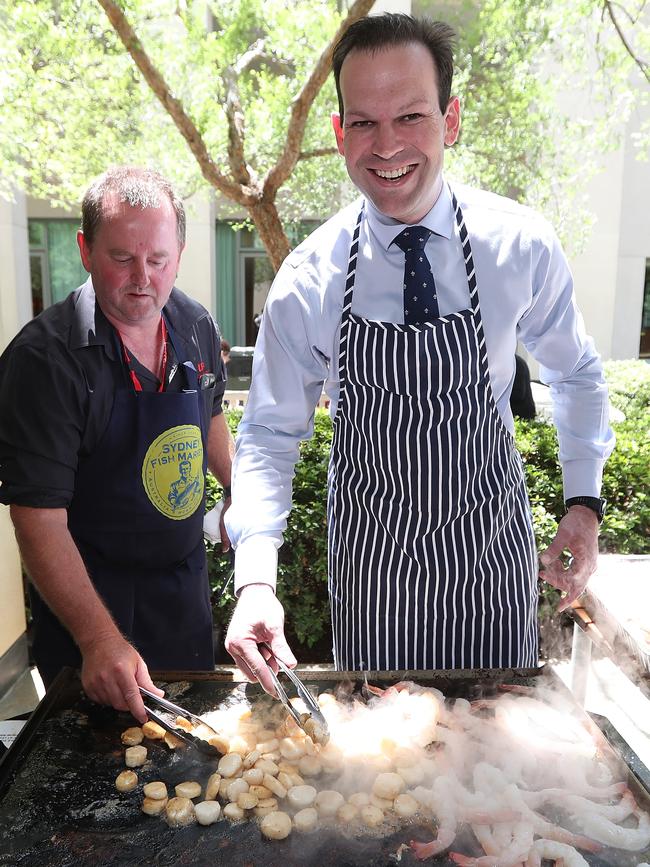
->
[215, 220, 320, 346]
[640, 260, 650, 359]
[28, 219, 87, 316]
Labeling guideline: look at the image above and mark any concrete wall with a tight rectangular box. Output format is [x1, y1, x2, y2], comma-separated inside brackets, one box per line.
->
[176, 192, 216, 314]
[569, 148, 626, 362]
[611, 106, 650, 359]
[0, 192, 29, 659]
[569, 104, 650, 362]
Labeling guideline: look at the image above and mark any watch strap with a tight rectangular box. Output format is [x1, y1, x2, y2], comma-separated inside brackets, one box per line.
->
[565, 496, 606, 523]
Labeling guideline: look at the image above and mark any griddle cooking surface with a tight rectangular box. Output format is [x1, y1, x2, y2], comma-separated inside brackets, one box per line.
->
[0, 668, 646, 866]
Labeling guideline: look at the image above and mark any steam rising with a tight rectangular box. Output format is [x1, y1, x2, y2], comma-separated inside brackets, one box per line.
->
[198, 679, 650, 862]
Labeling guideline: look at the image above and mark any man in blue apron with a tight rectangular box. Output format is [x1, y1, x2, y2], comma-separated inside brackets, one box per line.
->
[0, 167, 233, 721]
[224, 14, 614, 688]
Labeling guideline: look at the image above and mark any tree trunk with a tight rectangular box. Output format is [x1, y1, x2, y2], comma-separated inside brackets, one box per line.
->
[247, 199, 291, 272]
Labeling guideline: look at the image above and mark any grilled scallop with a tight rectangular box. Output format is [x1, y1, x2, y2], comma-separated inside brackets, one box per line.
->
[260, 810, 292, 839]
[115, 770, 138, 792]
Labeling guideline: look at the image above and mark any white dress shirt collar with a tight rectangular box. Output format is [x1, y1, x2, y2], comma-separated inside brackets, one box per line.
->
[365, 178, 455, 252]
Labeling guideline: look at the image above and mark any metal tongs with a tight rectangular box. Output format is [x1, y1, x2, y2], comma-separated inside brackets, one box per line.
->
[261, 644, 330, 744]
[138, 687, 221, 757]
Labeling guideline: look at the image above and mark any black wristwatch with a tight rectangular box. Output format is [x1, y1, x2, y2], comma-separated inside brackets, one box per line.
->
[565, 496, 606, 523]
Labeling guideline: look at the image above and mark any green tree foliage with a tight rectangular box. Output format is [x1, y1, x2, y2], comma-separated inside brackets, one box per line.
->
[1, 0, 649, 264]
[418, 0, 650, 251]
[0, 0, 373, 268]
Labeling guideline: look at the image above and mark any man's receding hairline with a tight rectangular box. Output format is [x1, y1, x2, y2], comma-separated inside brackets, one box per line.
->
[81, 166, 187, 248]
[99, 191, 174, 218]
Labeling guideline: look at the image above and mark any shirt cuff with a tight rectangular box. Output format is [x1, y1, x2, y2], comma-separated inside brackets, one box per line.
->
[562, 458, 605, 500]
[234, 536, 279, 595]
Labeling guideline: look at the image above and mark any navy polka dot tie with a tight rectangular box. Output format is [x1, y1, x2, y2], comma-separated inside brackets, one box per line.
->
[392, 226, 439, 324]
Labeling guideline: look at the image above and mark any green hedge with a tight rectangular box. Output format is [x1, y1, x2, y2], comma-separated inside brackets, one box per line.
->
[207, 360, 650, 652]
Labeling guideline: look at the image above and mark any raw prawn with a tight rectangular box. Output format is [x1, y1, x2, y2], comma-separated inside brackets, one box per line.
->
[521, 785, 636, 823]
[365, 683, 409, 698]
[449, 853, 526, 867]
[520, 778, 650, 850]
[469, 819, 533, 866]
[525, 838, 589, 867]
[576, 799, 650, 851]
[410, 776, 521, 861]
[554, 761, 628, 800]
[409, 776, 460, 859]
[472, 766, 601, 855]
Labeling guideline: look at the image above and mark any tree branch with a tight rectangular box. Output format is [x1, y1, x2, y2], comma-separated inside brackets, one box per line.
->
[222, 48, 260, 187]
[298, 146, 339, 160]
[603, 0, 650, 83]
[222, 38, 297, 186]
[608, 0, 643, 24]
[96, 0, 255, 205]
[220, 39, 294, 187]
[262, 0, 375, 199]
[234, 39, 293, 77]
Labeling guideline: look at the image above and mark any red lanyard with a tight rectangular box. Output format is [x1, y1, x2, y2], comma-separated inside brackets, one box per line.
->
[119, 318, 168, 393]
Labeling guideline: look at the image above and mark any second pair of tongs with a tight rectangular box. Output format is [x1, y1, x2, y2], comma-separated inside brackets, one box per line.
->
[261, 644, 330, 745]
[139, 687, 221, 757]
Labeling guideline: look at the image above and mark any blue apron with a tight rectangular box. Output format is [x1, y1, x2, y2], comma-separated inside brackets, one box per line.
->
[327, 195, 539, 671]
[31, 315, 214, 683]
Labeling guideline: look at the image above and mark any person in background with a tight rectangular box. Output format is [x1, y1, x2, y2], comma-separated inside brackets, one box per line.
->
[510, 353, 537, 420]
[221, 338, 231, 367]
[223, 14, 614, 690]
[0, 166, 234, 722]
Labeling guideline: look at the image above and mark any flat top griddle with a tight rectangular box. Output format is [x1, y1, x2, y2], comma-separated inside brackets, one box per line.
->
[0, 667, 648, 867]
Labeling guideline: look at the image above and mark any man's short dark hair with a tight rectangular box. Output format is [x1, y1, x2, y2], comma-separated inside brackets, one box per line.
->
[332, 13, 456, 119]
[81, 166, 186, 249]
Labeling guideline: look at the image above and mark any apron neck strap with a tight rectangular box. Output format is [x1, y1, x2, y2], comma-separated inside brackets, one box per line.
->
[117, 316, 168, 393]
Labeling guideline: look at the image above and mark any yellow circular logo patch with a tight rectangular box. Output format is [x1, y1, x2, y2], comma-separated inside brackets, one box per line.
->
[142, 424, 204, 520]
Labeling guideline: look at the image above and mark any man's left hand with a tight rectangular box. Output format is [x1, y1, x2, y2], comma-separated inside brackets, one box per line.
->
[538, 506, 600, 613]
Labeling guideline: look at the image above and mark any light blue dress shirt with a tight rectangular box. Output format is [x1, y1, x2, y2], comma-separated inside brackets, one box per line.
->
[225, 180, 615, 591]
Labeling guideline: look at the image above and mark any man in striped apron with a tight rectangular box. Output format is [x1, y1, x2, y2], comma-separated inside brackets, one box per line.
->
[225, 15, 613, 687]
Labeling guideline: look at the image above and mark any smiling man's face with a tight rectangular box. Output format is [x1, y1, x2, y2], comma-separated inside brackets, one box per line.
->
[332, 42, 460, 224]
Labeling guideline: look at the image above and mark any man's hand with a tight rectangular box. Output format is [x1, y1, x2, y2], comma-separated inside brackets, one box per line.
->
[538, 506, 600, 613]
[225, 584, 296, 696]
[79, 631, 164, 724]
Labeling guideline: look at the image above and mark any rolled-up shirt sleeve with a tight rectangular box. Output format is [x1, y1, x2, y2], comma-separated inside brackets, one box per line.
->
[517, 224, 615, 498]
[224, 259, 333, 593]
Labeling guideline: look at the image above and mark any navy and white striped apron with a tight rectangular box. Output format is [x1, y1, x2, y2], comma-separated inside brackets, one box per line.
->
[327, 194, 538, 671]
